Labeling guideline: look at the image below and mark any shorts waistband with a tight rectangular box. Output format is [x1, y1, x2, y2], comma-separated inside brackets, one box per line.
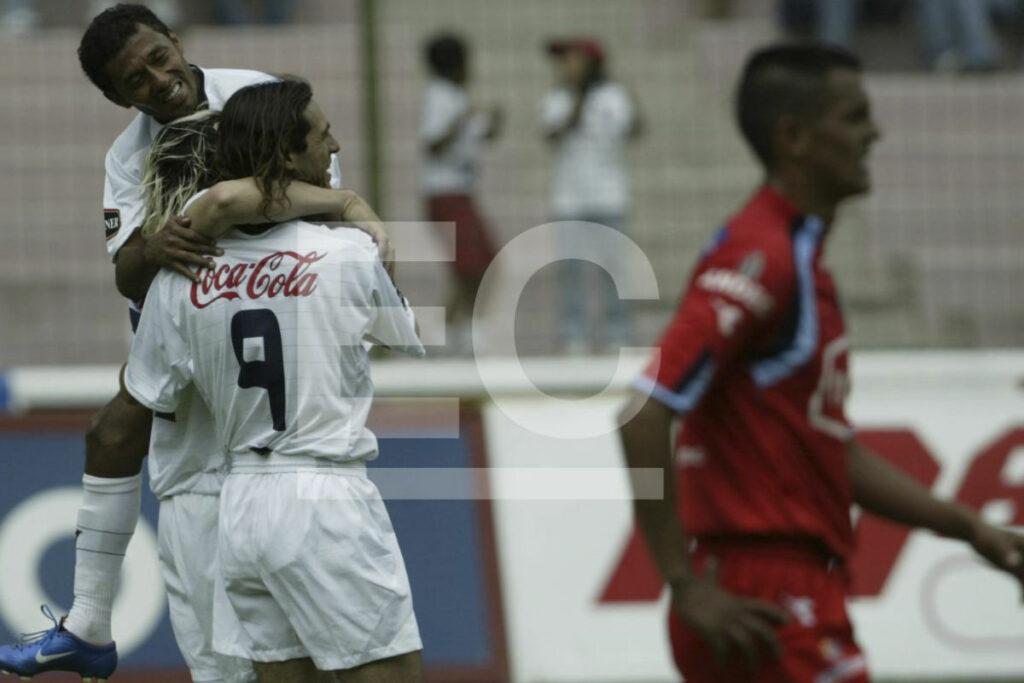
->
[229, 452, 367, 474]
[693, 535, 845, 573]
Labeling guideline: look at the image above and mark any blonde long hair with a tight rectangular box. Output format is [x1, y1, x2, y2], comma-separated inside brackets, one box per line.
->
[140, 110, 221, 238]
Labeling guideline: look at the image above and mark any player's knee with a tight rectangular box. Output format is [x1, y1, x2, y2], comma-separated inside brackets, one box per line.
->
[85, 399, 150, 459]
[86, 410, 131, 457]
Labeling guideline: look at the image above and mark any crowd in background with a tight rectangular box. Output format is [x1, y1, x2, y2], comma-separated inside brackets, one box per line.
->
[0, 0, 297, 33]
[7, 0, 1024, 69]
[704, 0, 1024, 72]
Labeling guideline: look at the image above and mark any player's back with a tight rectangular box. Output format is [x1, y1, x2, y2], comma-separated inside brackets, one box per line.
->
[158, 221, 423, 463]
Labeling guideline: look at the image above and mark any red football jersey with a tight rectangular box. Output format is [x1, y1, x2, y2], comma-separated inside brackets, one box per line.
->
[636, 186, 856, 559]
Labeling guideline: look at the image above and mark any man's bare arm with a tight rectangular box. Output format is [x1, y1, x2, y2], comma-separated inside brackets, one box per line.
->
[115, 182, 393, 301]
[847, 439, 1024, 588]
[618, 392, 692, 585]
[114, 219, 220, 301]
[618, 392, 788, 667]
[187, 180, 393, 272]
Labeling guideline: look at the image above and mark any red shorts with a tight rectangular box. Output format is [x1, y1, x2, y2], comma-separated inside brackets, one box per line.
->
[426, 193, 496, 278]
[669, 538, 870, 683]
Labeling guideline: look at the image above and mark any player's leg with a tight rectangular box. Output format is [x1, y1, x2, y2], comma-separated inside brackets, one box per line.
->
[0, 391, 148, 678]
[336, 650, 422, 683]
[224, 470, 422, 679]
[159, 494, 257, 683]
[252, 658, 320, 683]
[63, 392, 152, 643]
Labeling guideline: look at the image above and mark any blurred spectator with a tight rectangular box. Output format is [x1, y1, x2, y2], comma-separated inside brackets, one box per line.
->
[420, 33, 502, 356]
[915, 0, 1000, 71]
[540, 38, 642, 355]
[214, 0, 294, 25]
[0, 0, 38, 36]
[778, 0, 860, 49]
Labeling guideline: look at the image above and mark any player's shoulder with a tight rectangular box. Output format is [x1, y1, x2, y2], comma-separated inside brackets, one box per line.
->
[106, 111, 152, 166]
[695, 192, 804, 300]
[200, 67, 275, 106]
[716, 191, 800, 262]
[312, 223, 379, 258]
[202, 67, 274, 85]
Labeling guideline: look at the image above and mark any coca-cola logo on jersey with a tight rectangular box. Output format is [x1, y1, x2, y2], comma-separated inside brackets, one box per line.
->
[190, 250, 324, 309]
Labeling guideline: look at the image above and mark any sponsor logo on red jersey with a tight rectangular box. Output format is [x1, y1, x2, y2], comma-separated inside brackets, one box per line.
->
[190, 250, 324, 309]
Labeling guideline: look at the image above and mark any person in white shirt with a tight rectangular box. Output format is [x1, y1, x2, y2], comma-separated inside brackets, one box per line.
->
[540, 37, 643, 354]
[124, 80, 425, 683]
[420, 33, 501, 354]
[0, 5, 389, 681]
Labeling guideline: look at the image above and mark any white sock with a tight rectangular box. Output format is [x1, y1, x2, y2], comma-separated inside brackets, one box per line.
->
[62, 473, 142, 645]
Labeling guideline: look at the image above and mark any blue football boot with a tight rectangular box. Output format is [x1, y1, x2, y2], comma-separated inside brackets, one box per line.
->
[0, 605, 116, 681]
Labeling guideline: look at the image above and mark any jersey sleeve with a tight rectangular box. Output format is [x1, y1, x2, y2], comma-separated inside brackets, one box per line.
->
[103, 148, 145, 261]
[123, 277, 193, 412]
[364, 258, 426, 358]
[634, 232, 797, 414]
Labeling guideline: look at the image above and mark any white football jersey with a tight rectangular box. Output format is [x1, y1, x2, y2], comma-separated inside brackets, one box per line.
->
[106, 67, 343, 495]
[125, 221, 424, 464]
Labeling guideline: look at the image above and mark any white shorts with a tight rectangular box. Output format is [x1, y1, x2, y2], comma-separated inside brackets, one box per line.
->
[158, 494, 256, 683]
[214, 469, 422, 671]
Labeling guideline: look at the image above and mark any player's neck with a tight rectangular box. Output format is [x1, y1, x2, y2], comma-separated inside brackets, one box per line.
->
[766, 173, 837, 225]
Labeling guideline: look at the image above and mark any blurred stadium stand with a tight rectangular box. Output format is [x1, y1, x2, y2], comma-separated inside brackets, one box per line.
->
[1, 0, 1022, 367]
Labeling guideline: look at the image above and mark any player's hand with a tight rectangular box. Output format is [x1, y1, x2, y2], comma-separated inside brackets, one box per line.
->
[144, 216, 223, 281]
[968, 520, 1024, 600]
[670, 567, 789, 670]
[354, 221, 396, 280]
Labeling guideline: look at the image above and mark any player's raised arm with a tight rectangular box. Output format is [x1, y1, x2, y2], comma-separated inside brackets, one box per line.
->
[185, 180, 394, 278]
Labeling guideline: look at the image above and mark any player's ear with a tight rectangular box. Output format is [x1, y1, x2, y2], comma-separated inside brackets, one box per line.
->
[103, 89, 131, 109]
[775, 113, 810, 162]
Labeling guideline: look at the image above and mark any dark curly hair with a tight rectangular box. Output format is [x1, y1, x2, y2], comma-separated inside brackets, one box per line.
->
[217, 79, 313, 220]
[78, 3, 174, 94]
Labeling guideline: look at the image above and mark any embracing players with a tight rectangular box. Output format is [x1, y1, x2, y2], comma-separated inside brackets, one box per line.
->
[123, 80, 425, 682]
[618, 42, 1024, 682]
[0, 4, 389, 681]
